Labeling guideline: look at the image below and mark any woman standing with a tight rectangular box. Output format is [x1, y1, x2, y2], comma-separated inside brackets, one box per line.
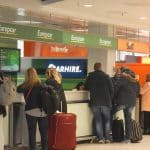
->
[45, 68, 67, 113]
[17, 68, 48, 150]
[140, 74, 150, 134]
[0, 71, 6, 150]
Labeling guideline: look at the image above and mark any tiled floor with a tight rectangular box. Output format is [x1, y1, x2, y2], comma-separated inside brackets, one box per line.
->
[5, 135, 150, 150]
[76, 135, 150, 150]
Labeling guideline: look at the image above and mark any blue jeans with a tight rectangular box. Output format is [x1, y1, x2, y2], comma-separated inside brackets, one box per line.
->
[91, 106, 111, 140]
[123, 106, 134, 140]
[26, 114, 48, 150]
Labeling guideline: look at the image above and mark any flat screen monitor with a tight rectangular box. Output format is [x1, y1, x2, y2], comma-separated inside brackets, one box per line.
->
[0, 47, 20, 72]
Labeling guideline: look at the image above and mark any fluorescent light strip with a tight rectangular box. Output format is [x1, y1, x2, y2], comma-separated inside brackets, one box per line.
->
[13, 20, 41, 24]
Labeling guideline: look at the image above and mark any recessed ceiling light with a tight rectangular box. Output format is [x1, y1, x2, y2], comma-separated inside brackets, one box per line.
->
[139, 17, 148, 20]
[83, 4, 93, 7]
[82, 0, 93, 7]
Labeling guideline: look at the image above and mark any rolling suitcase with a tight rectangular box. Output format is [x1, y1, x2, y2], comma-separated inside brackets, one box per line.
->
[112, 119, 124, 142]
[48, 113, 76, 150]
[130, 119, 143, 143]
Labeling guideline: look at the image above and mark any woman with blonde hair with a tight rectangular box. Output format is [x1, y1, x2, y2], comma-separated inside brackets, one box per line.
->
[17, 67, 48, 150]
[45, 68, 67, 112]
[45, 68, 62, 84]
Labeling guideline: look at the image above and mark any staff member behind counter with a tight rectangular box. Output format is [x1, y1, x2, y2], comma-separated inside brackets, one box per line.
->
[72, 82, 85, 91]
[75, 82, 85, 91]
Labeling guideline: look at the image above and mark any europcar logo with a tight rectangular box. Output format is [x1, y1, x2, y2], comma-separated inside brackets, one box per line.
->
[71, 35, 85, 44]
[48, 64, 82, 73]
[37, 30, 53, 40]
[0, 24, 16, 35]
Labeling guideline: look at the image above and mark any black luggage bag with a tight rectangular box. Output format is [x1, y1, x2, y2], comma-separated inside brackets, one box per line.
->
[130, 119, 143, 143]
[112, 119, 124, 142]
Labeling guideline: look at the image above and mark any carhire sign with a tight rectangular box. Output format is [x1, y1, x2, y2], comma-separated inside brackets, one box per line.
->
[32, 59, 87, 78]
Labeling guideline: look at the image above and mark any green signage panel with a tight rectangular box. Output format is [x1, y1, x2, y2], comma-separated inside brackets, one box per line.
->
[0, 22, 62, 43]
[0, 22, 117, 49]
[95, 35, 117, 49]
[63, 32, 87, 46]
[63, 32, 117, 49]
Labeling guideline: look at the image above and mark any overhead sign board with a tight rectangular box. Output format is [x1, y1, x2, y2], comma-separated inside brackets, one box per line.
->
[0, 22, 117, 49]
[24, 41, 88, 57]
[32, 59, 87, 78]
[118, 39, 150, 53]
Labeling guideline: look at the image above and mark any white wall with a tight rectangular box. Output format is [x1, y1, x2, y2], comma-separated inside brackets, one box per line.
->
[106, 49, 116, 76]
[20, 58, 32, 73]
[88, 48, 116, 76]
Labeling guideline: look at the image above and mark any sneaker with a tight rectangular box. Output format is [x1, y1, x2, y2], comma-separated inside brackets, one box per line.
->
[124, 140, 131, 144]
[105, 139, 111, 143]
[98, 140, 105, 144]
[90, 137, 99, 143]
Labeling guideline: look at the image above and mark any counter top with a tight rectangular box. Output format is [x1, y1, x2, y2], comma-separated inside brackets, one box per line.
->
[15, 90, 90, 103]
[65, 90, 89, 101]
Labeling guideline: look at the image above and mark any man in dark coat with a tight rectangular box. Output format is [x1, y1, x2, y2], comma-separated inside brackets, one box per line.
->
[113, 68, 139, 143]
[85, 62, 114, 143]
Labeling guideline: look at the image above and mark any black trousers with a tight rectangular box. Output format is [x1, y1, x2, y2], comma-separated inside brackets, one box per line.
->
[26, 114, 48, 150]
[144, 111, 150, 132]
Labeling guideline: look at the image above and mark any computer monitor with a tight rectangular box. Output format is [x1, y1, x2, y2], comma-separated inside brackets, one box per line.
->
[0, 47, 20, 72]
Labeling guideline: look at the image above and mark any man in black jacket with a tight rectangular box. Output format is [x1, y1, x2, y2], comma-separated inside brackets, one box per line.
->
[85, 62, 114, 143]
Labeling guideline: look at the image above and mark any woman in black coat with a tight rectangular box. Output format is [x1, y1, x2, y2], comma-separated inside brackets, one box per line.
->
[44, 68, 67, 113]
[17, 68, 48, 150]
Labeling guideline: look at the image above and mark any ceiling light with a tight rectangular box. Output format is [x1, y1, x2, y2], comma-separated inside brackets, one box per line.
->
[139, 17, 148, 20]
[115, 34, 126, 37]
[12, 20, 41, 24]
[17, 8, 26, 16]
[82, 0, 93, 7]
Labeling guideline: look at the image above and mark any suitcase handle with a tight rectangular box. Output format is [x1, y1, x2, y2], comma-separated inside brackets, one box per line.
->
[56, 101, 64, 114]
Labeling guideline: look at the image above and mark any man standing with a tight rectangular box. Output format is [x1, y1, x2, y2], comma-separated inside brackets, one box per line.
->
[85, 62, 114, 143]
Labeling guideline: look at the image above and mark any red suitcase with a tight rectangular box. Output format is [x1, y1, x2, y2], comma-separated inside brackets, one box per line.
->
[48, 113, 76, 150]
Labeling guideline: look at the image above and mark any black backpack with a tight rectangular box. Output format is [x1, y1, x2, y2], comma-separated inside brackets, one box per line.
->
[40, 88, 55, 115]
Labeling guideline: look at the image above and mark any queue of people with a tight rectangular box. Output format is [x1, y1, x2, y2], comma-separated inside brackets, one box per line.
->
[1, 62, 150, 149]
[83, 63, 143, 143]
